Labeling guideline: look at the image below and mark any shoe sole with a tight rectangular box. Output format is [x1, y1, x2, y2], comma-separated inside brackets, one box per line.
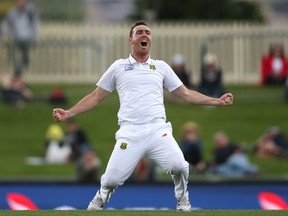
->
[176, 208, 192, 212]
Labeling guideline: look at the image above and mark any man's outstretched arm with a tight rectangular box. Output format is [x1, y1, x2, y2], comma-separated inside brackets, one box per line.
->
[52, 87, 110, 122]
[172, 85, 233, 106]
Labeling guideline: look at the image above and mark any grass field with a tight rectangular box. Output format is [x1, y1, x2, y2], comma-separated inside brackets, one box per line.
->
[0, 84, 287, 180]
[0, 210, 288, 216]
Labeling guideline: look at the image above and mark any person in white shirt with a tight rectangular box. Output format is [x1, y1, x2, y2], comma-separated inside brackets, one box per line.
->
[52, 20, 233, 212]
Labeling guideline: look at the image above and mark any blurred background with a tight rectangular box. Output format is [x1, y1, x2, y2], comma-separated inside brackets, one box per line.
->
[0, 0, 288, 210]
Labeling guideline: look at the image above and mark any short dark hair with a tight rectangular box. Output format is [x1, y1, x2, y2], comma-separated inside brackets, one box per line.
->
[129, 20, 149, 38]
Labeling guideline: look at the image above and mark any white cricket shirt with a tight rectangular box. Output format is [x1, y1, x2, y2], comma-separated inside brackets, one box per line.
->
[97, 55, 183, 125]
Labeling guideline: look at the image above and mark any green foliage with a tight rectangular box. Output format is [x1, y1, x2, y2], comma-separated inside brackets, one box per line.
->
[0, 0, 85, 22]
[30, 0, 85, 22]
[0, 0, 13, 20]
[130, 0, 264, 22]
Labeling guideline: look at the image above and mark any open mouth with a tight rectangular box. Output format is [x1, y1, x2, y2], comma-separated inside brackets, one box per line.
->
[141, 41, 148, 47]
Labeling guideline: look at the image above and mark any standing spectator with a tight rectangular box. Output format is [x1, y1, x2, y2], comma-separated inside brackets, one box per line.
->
[171, 53, 193, 89]
[6, 0, 39, 76]
[261, 43, 288, 85]
[64, 119, 101, 183]
[211, 131, 259, 177]
[180, 121, 206, 173]
[198, 53, 225, 98]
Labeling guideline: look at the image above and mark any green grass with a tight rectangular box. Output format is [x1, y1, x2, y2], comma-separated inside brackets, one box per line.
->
[0, 84, 287, 180]
[0, 210, 287, 216]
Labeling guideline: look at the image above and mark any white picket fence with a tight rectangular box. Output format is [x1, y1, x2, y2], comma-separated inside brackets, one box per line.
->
[1, 22, 288, 84]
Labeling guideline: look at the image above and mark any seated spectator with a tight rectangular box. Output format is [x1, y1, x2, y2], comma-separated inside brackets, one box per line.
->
[76, 149, 102, 183]
[261, 43, 288, 85]
[44, 123, 71, 164]
[171, 53, 193, 89]
[132, 157, 155, 182]
[198, 53, 225, 98]
[211, 131, 259, 177]
[64, 119, 101, 183]
[1, 74, 33, 107]
[180, 121, 206, 173]
[255, 126, 288, 158]
[49, 87, 67, 105]
[65, 119, 93, 162]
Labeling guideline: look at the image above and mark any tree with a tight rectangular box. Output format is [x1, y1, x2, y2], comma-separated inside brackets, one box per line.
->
[0, 0, 13, 20]
[129, 0, 264, 22]
[30, 0, 84, 22]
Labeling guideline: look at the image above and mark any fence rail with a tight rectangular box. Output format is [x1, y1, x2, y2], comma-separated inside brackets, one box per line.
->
[1, 22, 288, 84]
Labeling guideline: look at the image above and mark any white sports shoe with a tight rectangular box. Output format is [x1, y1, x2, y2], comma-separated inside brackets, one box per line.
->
[176, 192, 192, 212]
[87, 191, 104, 211]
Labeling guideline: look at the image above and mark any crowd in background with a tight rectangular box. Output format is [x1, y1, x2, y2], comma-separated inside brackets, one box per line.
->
[134, 46, 288, 182]
[132, 121, 288, 182]
[45, 119, 101, 183]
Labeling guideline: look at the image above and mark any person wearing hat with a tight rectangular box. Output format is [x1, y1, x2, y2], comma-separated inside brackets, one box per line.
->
[198, 53, 225, 98]
[44, 124, 71, 164]
[171, 54, 193, 89]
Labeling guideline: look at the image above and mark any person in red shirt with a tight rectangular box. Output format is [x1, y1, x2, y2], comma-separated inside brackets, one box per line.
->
[261, 43, 288, 85]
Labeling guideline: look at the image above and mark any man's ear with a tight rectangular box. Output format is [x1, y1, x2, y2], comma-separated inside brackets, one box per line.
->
[128, 37, 132, 45]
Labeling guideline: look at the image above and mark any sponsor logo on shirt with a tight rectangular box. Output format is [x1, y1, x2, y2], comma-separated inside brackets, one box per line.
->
[125, 64, 134, 71]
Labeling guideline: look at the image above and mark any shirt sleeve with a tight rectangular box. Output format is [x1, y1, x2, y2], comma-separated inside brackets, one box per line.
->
[161, 61, 183, 92]
[96, 61, 119, 92]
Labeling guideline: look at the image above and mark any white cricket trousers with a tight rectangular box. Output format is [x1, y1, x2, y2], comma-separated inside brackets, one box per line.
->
[98, 121, 189, 204]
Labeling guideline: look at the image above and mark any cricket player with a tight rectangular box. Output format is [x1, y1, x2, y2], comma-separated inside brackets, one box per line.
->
[53, 20, 233, 212]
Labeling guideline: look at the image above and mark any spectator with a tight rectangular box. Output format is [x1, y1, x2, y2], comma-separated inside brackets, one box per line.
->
[64, 119, 101, 183]
[132, 157, 155, 182]
[171, 53, 193, 89]
[255, 126, 288, 158]
[260, 43, 288, 85]
[6, 0, 39, 76]
[211, 131, 259, 177]
[65, 119, 92, 162]
[49, 87, 67, 105]
[199, 53, 225, 98]
[44, 123, 71, 164]
[77, 149, 101, 183]
[180, 121, 206, 173]
[1, 73, 33, 107]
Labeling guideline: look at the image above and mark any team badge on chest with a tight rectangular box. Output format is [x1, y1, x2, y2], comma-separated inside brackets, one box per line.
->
[120, 142, 127, 149]
[149, 64, 156, 71]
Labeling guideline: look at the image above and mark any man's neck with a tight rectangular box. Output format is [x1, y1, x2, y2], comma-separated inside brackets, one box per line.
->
[131, 53, 149, 63]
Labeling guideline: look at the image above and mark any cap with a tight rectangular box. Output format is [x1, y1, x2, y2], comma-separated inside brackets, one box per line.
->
[203, 53, 217, 65]
[171, 53, 185, 66]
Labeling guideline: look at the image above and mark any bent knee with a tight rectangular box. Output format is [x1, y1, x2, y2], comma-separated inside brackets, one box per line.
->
[101, 169, 125, 188]
[167, 158, 189, 175]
